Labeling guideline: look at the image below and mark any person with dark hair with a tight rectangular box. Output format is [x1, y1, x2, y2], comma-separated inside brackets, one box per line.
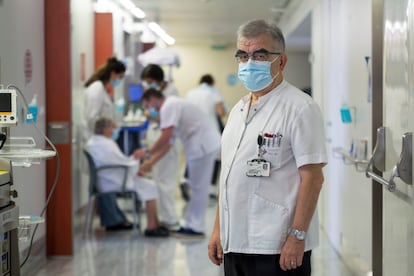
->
[140, 64, 181, 231]
[208, 19, 327, 275]
[85, 117, 169, 237]
[137, 88, 221, 238]
[82, 57, 126, 140]
[82, 57, 127, 231]
[199, 74, 214, 86]
[141, 64, 178, 97]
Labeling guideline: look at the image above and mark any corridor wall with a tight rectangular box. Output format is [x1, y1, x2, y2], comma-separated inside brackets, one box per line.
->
[314, 0, 373, 272]
[0, 0, 47, 253]
[280, 0, 374, 273]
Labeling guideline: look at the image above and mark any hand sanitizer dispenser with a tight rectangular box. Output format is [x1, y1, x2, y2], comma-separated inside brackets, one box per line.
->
[26, 94, 38, 123]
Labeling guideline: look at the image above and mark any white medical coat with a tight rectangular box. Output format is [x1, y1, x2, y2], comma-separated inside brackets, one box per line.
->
[82, 81, 114, 141]
[160, 96, 221, 161]
[186, 83, 223, 133]
[219, 80, 328, 255]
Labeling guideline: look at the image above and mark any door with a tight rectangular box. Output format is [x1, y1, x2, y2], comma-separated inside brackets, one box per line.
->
[381, 0, 414, 274]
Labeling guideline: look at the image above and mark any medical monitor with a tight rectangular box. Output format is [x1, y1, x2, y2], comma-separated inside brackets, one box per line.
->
[128, 84, 144, 103]
[0, 89, 17, 126]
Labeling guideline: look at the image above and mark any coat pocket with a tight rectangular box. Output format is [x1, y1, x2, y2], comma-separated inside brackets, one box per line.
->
[249, 194, 289, 249]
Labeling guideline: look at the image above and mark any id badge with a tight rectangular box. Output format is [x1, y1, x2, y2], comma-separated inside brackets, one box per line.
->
[246, 159, 271, 177]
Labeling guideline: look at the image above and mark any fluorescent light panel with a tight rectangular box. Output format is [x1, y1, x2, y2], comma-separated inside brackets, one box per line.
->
[148, 22, 175, 45]
[119, 0, 145, 19]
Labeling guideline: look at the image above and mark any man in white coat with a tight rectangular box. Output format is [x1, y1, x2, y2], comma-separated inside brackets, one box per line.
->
[137, 89, 221, 238]
[207, 19, 327, 275]
[85, 117, 169, 237]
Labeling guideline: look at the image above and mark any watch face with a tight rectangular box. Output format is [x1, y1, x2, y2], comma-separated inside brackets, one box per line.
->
[290, 228, 306, 240]
[296, 231, 306, 240]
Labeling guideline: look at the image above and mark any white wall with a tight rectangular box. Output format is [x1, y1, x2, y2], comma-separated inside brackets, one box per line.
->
[70, 0, 95, 212]
[0, 0, 47, 252]
[312, 0, 373, 273]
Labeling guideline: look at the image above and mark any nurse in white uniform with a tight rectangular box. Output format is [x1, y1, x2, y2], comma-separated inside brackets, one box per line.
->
[186, 74, 226, 196]
[141, 64, 180, 230]
[137, 89, 221, 238]
[82, 57, 129, 230]
[82, 57, 125, 141]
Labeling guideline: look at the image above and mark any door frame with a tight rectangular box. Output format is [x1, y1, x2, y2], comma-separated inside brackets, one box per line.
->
[372, 0, 384, 275]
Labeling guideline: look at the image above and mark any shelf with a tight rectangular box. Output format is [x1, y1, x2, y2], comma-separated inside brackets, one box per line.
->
[0, 137, 56, 167]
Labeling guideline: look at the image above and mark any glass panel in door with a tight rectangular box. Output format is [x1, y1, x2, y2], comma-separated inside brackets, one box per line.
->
[383, 0, 414, 275]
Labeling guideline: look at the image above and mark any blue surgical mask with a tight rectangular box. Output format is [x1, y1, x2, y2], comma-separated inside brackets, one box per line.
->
[110, 78, 122, 87]
[148, 107, 159, 119]
[237, 57, 279, 92]
[148, 83, 160, 90]
[112, 128, 120, 140]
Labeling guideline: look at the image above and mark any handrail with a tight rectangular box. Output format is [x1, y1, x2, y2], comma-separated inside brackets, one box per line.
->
[332, 147, 369, 172]
[364, 129, 412, 192]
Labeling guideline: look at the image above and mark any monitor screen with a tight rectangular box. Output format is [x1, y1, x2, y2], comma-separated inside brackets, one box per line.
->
[128, 84, 143, 102]
[0, 93, 11, 112]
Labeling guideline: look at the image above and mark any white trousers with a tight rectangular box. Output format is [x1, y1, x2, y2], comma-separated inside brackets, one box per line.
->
[152, 143, 179, 224]
[185, 150, 218, 232]
[147, 123, 180, 225]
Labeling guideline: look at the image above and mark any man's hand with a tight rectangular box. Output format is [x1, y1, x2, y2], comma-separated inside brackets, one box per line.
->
[208, 229, 223, 266]
[279, 234, 305, 271]
[133, 149, 147, 160]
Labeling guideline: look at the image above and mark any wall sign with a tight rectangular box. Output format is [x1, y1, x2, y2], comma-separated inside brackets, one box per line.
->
[24, 49, 33, 86]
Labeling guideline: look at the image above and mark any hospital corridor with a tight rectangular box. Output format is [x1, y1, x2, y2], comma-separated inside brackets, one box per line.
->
[0, 0, 414, 275]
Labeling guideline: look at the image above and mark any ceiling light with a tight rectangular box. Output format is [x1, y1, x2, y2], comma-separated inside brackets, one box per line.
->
[131, 7, 145, 18]
[148, 22, 175, 45]
[119, 0, 146, 19]
[94, 0, 117, 13]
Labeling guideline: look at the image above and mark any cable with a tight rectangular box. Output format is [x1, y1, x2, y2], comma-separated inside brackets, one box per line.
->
[0, 133, 6, 150]
[6, 85, 60, 268]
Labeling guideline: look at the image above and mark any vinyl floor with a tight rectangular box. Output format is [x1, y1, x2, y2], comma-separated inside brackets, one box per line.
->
[21, 198, 357, 276]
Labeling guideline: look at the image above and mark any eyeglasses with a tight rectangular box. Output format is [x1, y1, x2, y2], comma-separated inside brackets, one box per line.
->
[235, 49, 281, 63]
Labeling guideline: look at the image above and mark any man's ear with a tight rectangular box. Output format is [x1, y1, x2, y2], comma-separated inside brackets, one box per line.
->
[279, 53, 288, 71]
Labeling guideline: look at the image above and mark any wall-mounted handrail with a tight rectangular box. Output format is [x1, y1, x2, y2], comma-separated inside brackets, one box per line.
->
[332, 147, 369, 172]
[365, 169, 396, 192]
[365, 127, 395, 192]
[365, 128, 412, 192]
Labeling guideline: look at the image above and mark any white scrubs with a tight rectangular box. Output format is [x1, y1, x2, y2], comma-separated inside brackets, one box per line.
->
[186, 83, 223, 134]
[85, 135, 158, 202]
[160, 96, 221, 232]
[82, 81, 114, 141]
[219, 80, 328, 254]
[147, 82, 180, 225]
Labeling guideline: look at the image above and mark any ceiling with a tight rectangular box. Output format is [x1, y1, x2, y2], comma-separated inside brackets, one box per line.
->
[132, 0, 311, 51]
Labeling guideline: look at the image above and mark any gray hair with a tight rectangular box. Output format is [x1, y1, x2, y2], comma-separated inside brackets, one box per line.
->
[94, 117, 114, 135]
[237, 19, 286, 52]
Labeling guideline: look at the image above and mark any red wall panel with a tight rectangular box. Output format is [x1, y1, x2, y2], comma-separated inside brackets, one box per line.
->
[45, 0, 73, 256]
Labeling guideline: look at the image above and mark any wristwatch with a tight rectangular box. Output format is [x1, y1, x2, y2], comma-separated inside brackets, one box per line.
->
[288, 228, 306, 241]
